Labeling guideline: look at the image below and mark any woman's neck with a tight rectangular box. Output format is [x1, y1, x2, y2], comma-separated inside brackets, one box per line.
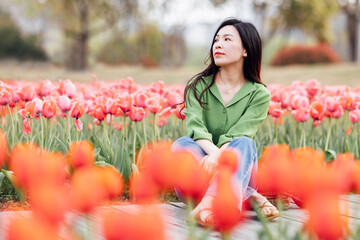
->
[218, 64, 246, 86]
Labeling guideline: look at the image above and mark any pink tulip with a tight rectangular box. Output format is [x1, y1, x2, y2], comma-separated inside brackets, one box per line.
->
[324, 96, 341, 113]
[74, 118, 83, 131]
[23, 118, 31, 135]
[166, 91, 183, 108]
[33, 98, 44, 117]
[133, 91, 149, 108]
[145, 94, 164, 114]
[36, 80, 54, 97]
[0, 88, 12, 106]
[332, 105, 344, 119]
[62, 80, 76, 98]
[349, 109, 360, 124]
[268, 101, 285, 118]
[292, 108, 310, 122]
[105, 98, 117, 115]
[129, 107, 145, 122]
[159, 107, 172, 118]
[305, 79, 321, 97]
[57, 95, 71, 112]
[19, 85, 35, 102]
[116, 92, 133, 112]
[290, 95, 310, 110]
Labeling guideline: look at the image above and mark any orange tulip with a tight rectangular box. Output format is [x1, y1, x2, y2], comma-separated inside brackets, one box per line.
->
[305, 192, 346, 240]
[7, 217, 58, 240]
[19, 85, 35, 102]
[18, 100, 36, 119]
[257, 144, 295, 195]
[130, 170, 159, 204]
[103, 208, 165, 240]
[140, 142, 177, 189]
[70, 167, 107, 213]
[0, 129, 8, 167]
[95, 166, 124, 199]
[212, 168, 241, 233]
[42, 99, 57, 118]
[68, 140, 95, 169]
[29, 184, 69, 225]
[173, 152, 211, 203]
[217, 149, 239, 173]
[340, 95, 356, 111]
[9, 143, 43, 190]
[309, 101, 325, 125]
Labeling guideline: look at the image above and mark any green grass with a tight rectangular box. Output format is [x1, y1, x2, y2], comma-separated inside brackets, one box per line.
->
[0, 60, 359, 87]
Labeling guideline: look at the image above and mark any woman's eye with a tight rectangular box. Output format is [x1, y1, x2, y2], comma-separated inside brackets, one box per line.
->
[214, 39, 218, 43]
[225, 38, 230, 41]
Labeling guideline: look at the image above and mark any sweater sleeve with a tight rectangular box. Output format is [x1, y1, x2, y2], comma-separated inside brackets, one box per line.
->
[183, 83, 213, 142]
[217, 86, 271, 147]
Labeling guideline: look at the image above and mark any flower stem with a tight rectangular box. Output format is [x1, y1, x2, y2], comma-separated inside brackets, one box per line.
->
[325, 116, 332, 150]
[133, 121, 137, 166]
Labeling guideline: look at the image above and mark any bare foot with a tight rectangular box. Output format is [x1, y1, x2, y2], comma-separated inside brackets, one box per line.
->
[250, 192, 279, 219]
[190, 196, 215, 226]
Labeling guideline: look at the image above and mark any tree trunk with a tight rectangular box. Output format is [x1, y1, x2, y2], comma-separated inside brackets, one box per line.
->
[347, 13, 357, 62]
[65, 0, 89, 71]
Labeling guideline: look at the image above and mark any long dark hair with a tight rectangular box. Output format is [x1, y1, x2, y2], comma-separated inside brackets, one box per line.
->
[184, 18, 263, 109]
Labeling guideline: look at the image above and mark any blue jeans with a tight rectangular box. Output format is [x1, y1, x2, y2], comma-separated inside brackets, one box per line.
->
[171, 136, 258, 209]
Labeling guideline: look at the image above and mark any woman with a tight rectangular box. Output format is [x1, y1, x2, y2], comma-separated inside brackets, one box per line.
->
[171, 18, 279, 226]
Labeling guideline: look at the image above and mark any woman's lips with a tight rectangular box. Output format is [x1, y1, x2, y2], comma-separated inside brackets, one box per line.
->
[214, 52, 224, 56]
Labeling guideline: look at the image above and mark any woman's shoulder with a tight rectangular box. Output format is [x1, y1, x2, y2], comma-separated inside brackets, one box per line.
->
[251, 81, 271, 99]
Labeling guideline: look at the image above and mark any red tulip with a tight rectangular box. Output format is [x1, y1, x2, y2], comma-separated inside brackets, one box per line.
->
[129, 106, 145, 122]
[171, 105, 186, 119]
[42, 99, 57, 118]
[92, 105, 106, 121]
[0, 130, 7, 167]
[70, 100, 86, 119]
[310, 101, 325, 126]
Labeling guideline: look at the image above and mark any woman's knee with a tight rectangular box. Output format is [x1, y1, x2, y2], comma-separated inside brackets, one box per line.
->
[229, 137, 257, 155]
[171, 136, 194, 152]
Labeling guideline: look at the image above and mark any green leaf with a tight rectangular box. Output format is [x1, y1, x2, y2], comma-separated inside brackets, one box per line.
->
[54, 136, 68, 153]
[94, 161, 113, 167]
[0, 172, 5, 188]
[325, 149, 336, 161]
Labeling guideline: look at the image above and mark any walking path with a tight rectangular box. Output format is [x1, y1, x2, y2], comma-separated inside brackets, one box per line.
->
[0, 195, 359, 239]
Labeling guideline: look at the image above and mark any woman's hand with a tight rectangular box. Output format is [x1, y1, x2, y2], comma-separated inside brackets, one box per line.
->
[200, 153, 219, 177]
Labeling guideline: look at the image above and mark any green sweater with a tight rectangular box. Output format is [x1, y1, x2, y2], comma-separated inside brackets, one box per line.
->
[184, 76, 271, 147]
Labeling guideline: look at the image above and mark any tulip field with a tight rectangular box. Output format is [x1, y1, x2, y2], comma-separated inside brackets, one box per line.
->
[1, 77, 360, 239]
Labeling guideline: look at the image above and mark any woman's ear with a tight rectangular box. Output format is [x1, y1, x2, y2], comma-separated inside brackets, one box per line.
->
[243, 51, 247, 57]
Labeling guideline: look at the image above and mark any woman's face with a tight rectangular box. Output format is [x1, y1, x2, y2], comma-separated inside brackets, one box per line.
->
[212, 25, 247, 67]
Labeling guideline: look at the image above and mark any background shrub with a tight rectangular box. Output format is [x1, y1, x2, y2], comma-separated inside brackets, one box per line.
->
[270, 44, 340, 66]
[0, 11, 47, 61]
